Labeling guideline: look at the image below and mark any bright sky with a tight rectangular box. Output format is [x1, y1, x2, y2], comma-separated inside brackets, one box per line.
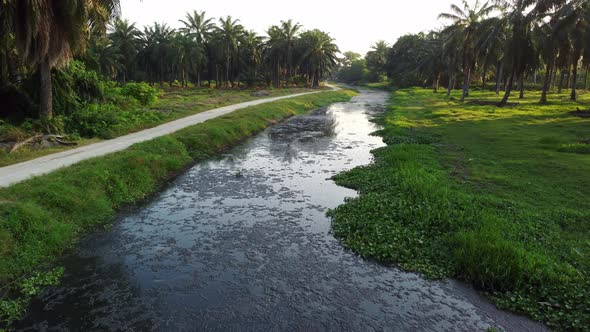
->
[120, 0, 454, 55]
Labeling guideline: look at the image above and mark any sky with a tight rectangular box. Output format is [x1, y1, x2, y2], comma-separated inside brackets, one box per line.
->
[120, 0, 454, 55]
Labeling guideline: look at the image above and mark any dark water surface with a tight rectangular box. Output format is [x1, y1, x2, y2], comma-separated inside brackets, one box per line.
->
[16, 90, 545, 331]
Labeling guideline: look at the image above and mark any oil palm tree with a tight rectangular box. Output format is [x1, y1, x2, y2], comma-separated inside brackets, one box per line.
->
[241, 30, 265, 86]
[365, 40, 390, 80]
[180, 10, 215, 86]
[109, 18, 141, 83]
[215, 16, 243, 87]
[496, 0, 565, 106]
[279, 19, 301, 85]
[298, 29, 339, 87]
[439, 0, 496, 101]
[141, 23, 175, 86]
[12, 0, 120, 118]
[266, 25, 286, 88]
[553, 0, 589, 101]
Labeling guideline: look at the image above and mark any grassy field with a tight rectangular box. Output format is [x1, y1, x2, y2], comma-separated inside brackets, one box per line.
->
[0, 89, 355, 326]
[0, 87, 318, 167]
[328, 88, 590, 330]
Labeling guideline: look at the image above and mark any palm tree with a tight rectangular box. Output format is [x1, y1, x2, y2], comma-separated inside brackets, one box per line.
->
[12, 0, 120, 118]
[496, 0, 565, 106]
[215, 16, 243, 87]
[266, 25, 286, 88]
[279, 19, 301, 85]
[475, 16, 507, 92]
[537, 18, 560, 103]
[83, 33, 123, 80]
[415, 32, 444, 92]
[109, 18, 141, 83]
[241, 30, 265, 86]
[298, 29, 339, 87]
[180, 10, 215, 86]
[553, 0, 589, 101]
[439, 0, 496, 102]
[365, 40, 390, 81]
[141, 23, 175, 86]
[441, 26, 463, 97]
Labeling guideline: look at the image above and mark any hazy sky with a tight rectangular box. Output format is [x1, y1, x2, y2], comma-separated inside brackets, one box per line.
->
[120, 0, 454, 55]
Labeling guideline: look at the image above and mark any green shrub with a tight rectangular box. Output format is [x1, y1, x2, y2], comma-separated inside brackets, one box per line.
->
[65, 103, 162, 139]
[121, 82, 160, 106]
[65, 103, 119, 138]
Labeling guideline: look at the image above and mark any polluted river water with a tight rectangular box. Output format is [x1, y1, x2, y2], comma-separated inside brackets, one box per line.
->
[16, 89, 545, 331]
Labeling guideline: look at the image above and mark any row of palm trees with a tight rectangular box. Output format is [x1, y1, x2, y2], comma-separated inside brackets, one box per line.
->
[85, 13, 339, 91]
[381, 0, 589, 106]
[0, 1, 340, 119]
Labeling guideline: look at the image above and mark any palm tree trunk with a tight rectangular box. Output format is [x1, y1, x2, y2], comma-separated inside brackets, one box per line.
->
[446, 74, 454, 98]
[571, 62, 578, 101]
[460, 65, 470, 102]
[433, 75, 439, 93]
[558, 69, 565, 93]
[495, 62, 503, 95]
[225, 54, 230, 88]
[498, 69, 515, 107]
[540, 63, 552, 104]
[39, 57, 53, 119]
[519, 74, 524, 99]
[197, 71, 201, 87]
[584, 66, 589, 90]
[481, 63, 487, 90]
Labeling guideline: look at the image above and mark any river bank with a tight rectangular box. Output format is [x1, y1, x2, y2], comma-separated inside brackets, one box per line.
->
[11, 88, 543, 331]
[0, 89, 355, 326]
[329, 87, 590, 330]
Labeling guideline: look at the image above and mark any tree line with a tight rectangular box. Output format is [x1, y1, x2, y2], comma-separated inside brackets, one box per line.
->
[0, 1, 340, 119]
[339, 0, 589, 106]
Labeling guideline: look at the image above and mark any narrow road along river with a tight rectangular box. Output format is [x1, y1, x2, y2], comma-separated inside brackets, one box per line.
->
[16, 89, 545, 331]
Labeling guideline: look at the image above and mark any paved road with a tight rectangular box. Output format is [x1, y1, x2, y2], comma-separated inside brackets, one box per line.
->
[0, 89, 332, 188]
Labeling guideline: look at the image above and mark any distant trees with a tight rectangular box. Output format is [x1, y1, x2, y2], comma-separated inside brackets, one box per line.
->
[1, 6, 341, 119]
[360, 0, 590, 106]
[90, 14, 338, 90]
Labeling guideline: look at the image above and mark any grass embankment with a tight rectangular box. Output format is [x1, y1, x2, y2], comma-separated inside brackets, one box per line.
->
[0, 89, 355, 325]
[328, 88, 590, 330]
[0, 87, 318, 167]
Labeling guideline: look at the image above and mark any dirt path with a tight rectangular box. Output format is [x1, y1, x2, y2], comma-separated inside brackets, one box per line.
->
[0, 88, 333, 188]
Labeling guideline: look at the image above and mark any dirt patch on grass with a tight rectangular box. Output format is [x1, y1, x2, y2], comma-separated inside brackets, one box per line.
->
[569, 109, 590, 118]
[467, 100, 519, 107]
[439, 144, 472, 182]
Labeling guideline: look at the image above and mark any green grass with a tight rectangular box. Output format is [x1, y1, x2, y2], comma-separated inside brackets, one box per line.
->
[0, 89, 356, 326]
[0, 87, 318, 167]
[328, 88, 590, 330]
[151, 86, 318, 121]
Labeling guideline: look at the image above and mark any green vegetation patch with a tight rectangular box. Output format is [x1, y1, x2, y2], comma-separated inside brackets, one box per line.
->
[329, 88, 590, 330]
[0, 89, 355, 326]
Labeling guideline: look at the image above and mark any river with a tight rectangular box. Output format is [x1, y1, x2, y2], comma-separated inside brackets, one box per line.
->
[16, 89, 544, 331]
